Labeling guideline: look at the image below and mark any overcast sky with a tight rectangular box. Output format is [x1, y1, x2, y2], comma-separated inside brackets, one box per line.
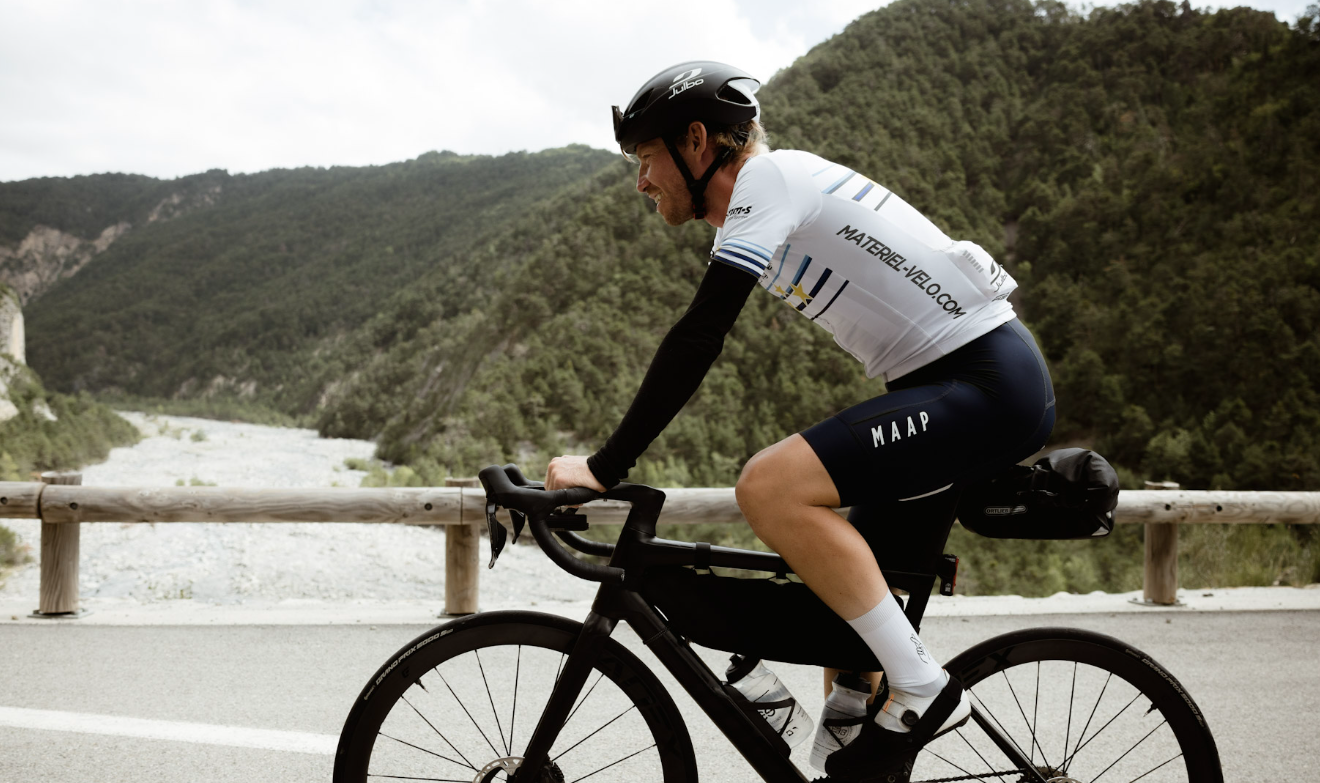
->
[1, 0, 1313, 183]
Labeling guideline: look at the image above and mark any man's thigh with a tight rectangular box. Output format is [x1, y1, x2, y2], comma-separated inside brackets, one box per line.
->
[739, 433, 842, 509]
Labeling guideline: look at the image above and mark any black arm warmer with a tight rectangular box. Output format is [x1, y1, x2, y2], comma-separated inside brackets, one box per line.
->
[587, 261, 758, 488]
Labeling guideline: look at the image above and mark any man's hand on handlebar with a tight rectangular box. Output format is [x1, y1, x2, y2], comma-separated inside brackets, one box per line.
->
[544, 455, 607, 493]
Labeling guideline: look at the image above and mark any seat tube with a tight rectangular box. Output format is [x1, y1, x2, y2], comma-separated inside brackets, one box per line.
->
[514, 611, 618, 780]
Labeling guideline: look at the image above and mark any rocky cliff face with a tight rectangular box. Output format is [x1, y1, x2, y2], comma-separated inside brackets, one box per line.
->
[0, 284, 22, 364]
[0, 184, 221, 305]
[145, 184, 221, 224]
[0, 223, 129, 305]
[0, 284, 25, 422]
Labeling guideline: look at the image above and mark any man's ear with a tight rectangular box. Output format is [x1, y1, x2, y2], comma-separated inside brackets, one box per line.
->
[687, 121, 709, 155]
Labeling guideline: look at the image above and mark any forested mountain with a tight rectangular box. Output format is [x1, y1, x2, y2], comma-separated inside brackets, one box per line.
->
[10, 0, 1319, 496]
[0, 170, 218, 247]
[15, 146, 616, 413]
[319, 0, 1320, 492]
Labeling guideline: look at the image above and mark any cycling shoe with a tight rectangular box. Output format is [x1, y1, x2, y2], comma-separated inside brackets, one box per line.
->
[822, 674, 970, 783]
[875, 672, 971, 736]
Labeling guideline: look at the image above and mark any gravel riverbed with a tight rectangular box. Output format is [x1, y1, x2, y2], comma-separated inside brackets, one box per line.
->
[0, 413, 595, 610]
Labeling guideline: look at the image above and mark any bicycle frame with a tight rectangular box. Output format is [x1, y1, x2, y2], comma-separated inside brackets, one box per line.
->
[507, 484, 1048, 783]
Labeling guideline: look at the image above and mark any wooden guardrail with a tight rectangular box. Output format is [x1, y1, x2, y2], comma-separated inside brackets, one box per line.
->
[2, 475, 1318, 616]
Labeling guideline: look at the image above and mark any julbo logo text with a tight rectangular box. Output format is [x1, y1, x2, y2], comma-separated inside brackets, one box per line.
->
[670, 67, 704, 98]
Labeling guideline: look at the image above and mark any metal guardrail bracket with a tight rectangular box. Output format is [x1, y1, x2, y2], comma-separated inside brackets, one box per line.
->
[29, 608, 93, 619]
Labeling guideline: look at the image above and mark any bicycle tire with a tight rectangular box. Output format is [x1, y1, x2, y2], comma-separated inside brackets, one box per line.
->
[914, 626, 1222, 783]
[334, 610, 698, 783]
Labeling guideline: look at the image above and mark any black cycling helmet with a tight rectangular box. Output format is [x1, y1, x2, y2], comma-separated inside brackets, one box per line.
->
[612, 61, 761, 219]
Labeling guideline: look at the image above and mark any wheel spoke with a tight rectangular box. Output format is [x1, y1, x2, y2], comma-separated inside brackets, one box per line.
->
[1063, 691, 1142, 770]
[475, 649, 509, 755]
[551, 704, 639, 762]
[951, 727, 1001, 781]
[367, 774, 472, 781]
[918, 744, 1027, 782]
[1001, 669, 1051, 769]
[1031, 662, 1040, 766]
[401, 693, 477, 770]
[436, 669, 504, 759]
[379, 730, 473, 771]
[966, 686, 1034, 771]
[1064, 661, 1077, 766]
[967, 690, 1039, 776]
[1126, 751, 1184, 782]
[564, 672, 606, 730]
[1067, 672, 1112, 773]
[509, 645, 521, 754]
[566, 742, 657, 783]
[1086, 719, 1167, 783]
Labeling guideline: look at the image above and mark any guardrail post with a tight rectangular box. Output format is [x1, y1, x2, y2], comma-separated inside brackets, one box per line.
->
[444, 477, 481, 615]
[1142, 480, 1180, 606]
[35, 471, 83, 617]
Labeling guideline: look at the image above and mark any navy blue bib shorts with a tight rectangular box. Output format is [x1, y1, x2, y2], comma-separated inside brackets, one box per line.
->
[801, 318, 1055, 509]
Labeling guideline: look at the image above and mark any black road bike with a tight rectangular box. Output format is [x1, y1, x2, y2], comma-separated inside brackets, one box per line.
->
[334, 465, 1223, 783]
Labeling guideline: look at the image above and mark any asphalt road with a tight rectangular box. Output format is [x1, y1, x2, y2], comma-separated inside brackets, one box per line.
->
[1, 611, 1316, 782]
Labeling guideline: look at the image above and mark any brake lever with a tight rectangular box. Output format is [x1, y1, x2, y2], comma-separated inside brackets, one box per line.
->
[509, 509, 528, 544]
[485, 501, 508, 568]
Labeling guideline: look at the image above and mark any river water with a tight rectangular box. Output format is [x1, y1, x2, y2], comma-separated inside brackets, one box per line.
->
[0, 412, 594, 608]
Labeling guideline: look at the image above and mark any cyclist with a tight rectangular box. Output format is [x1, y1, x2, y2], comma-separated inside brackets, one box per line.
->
[544, 61, 1055, 781]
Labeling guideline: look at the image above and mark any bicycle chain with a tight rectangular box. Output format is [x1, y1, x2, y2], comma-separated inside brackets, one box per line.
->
[815, 770, 1031, 783]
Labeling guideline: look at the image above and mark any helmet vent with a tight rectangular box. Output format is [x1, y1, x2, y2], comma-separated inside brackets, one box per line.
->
[717, 80, 756, 105]
[628, 88, 656, 115]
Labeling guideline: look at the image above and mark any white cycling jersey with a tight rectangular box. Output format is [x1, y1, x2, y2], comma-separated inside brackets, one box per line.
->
[711, 150, 1018, 381]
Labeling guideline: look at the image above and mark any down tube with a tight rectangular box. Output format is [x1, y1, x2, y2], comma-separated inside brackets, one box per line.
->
[617, 591, 810, 783]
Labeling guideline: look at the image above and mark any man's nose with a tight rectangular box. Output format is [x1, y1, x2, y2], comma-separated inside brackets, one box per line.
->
[636, 169, 650, 193]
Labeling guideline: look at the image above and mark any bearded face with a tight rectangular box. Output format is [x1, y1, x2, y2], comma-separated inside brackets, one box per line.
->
[633, 139, 696, 226]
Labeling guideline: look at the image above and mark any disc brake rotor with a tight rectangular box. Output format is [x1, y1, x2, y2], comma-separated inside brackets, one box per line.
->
[476, 756, 520, 783]
[474, 756, 565, 783]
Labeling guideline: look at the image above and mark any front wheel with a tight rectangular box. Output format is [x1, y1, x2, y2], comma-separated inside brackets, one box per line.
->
[915, 627, 1222, 783]
[334, 611, 698, 783]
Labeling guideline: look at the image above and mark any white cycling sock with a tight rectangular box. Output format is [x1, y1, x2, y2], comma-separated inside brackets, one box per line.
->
[846, 593, 943, 696]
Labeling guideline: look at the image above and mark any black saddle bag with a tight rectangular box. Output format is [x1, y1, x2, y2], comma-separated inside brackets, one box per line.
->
[639, 566, 881, 672]
[956, 448, 1120, 540]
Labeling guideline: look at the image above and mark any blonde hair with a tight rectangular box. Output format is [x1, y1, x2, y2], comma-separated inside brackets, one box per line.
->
[672, 117, 770, 160]
[711, 117, 770, 157]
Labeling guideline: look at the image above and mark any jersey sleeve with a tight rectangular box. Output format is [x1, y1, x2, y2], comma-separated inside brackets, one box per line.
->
[711, 154, 820, 279]
[586, 261, 758, 488]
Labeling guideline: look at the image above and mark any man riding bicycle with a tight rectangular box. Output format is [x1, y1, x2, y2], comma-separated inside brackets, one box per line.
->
[544, 61, 1055, 782]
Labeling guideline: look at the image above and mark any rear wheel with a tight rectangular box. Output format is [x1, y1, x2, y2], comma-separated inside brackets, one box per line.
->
[915, 627, 1222, 783]
[334, 611, 698, 783]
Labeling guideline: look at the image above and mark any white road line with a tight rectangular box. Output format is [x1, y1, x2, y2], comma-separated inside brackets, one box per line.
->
[0, 706, 337, 755]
